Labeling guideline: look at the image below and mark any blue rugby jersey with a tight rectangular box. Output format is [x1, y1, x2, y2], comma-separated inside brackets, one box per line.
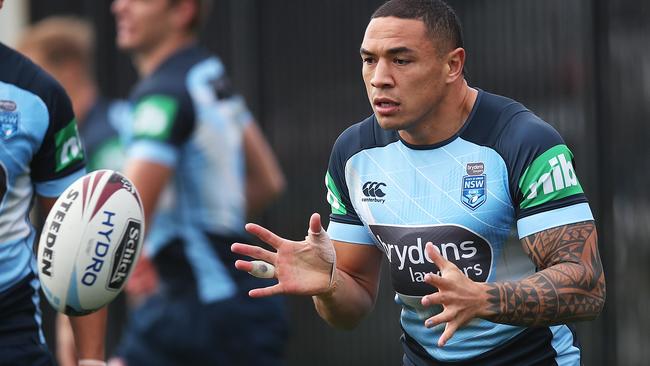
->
[325, 89, 591, 365]
[0, 43, 85, 294]
[79, 98, 130, 172]
[125, 44, 254, 303]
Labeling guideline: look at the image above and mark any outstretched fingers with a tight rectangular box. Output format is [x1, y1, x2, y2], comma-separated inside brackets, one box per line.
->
[248, 283, 285, 298]
[425, 242, 454, 271]
[231, 243, 277, 264]
[438, 321, 460, 347]
[424, 310, 460, 347]
[245, 223, 289, 249]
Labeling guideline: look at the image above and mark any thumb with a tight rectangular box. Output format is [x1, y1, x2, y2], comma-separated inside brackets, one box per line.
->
[306, 213, 336, 265]
[308, 213, 323, 235]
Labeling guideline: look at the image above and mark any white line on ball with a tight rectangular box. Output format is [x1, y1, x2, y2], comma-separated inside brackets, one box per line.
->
[249, 260, 275, 279]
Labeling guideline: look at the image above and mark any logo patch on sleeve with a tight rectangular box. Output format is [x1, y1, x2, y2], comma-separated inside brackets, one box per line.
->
[55, 120, 84, 172]
[326, 172, 346, 215]
[518, 144, 583, 209]
[132, 95, 178, 140]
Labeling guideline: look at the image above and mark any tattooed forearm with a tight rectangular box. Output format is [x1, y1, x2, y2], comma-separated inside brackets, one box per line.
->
[483, 221, 606, 326]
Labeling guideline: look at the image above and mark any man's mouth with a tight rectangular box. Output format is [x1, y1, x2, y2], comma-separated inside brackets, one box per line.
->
[374, 98, 400, 115]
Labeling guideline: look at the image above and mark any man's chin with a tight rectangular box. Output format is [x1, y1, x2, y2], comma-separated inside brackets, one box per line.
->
[375, 115, 404, 131]
[116, 37, 140, 52]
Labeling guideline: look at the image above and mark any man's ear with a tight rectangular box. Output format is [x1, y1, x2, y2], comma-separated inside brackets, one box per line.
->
[446, 47, 465, 83]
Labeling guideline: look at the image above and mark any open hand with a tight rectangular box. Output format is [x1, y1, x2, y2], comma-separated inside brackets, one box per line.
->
[420, 242, 488, 347]
[231, 213, 336, 297]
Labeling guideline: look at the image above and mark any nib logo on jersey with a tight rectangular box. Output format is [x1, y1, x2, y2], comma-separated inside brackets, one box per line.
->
[362, 181, 387, 203]
[369, 224, 493, 296]
[519, 144, 584, 209]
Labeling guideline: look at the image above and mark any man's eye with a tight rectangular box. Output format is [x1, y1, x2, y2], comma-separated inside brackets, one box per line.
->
[394, 59, 410, 65]
[363, 57, 376, 64]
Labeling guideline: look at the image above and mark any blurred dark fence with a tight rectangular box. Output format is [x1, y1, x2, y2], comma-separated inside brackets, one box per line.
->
[29, 1, 650, 365]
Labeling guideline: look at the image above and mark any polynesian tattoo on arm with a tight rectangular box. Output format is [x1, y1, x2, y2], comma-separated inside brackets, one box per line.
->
[484, 220, 606, 326]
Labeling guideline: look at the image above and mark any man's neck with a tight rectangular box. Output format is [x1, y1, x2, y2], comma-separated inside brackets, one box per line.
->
[399, 80, 478, 146]
[134, 34, 195, 78]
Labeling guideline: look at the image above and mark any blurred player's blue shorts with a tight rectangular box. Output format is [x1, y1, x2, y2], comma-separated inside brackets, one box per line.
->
[116, 235, 289, 366]
[0, 273, 55, 366]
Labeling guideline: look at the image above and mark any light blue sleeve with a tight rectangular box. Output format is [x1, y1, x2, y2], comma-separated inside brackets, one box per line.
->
[35, 167, 86, 197]
[327, 220, 375, 245]
[127, 140, 179, 168]
[516, 202, 594, 238]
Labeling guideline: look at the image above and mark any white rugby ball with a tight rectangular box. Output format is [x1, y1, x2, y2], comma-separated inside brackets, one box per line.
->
[37, 170, 144, 315]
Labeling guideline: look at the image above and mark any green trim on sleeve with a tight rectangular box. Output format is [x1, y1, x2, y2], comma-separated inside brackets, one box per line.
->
[326, 171, 347, 215]
[518, 144, 584, 210]
[54, 119, 84, 172]
[132, 95, 179, 141]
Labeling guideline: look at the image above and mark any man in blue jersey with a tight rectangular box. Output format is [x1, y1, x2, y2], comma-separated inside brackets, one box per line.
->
[0, 2, 107, 366]
[19, 16, 130, 366]
[109, 0, 288, 365]
[232, 0, 605, 365]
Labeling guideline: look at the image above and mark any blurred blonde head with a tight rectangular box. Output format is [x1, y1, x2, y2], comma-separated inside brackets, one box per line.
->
[18, 16, 94, 78]
[18, 16, 97, 122]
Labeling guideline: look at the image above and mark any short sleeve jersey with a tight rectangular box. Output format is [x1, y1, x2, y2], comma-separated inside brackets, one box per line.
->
[325, 90, 591, 364]
[79, 98, 130, 172]
[126, 44, 254, 303]
[0, 43, 85, 293]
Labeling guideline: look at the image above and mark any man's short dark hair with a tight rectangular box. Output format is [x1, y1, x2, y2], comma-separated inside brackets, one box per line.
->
[372, 0, 464, 55]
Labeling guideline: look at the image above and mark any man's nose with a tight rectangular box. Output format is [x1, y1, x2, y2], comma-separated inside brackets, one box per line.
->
[370, 59, 395, 89]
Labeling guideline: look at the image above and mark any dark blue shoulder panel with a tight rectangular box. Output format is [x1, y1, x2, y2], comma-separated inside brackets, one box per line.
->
[327, 115, 398, 225]
[461, 90, 587, 219]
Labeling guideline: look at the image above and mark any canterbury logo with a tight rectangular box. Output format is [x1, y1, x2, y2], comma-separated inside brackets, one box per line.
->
[363, 181, 386, 197]
[362, 181, 387, 203]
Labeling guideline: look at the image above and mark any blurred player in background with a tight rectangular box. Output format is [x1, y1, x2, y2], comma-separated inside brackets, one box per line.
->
[0, 2, 107, 366]
[18, 16, 130, 366]
[110, 0, 288, 365]
[232, 0, 605, 365]
[19, 17, 130, 174]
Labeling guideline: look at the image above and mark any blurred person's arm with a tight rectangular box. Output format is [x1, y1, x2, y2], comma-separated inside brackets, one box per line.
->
[122, 160, 173, 297]
[56, 314, 77, 366]
[68, 309, 107, 363]
[38, 196, 107, 363]
[243, 121, 285, 217]
[123, 159, 172, 230]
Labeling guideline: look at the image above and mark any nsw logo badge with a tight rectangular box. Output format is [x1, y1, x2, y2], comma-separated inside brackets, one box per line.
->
[0, 100, 19, 139]
[461, 162, 486, 210]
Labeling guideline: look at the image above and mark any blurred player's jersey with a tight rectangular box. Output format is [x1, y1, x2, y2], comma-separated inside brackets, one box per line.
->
[79, 98, 129, 172]
[326, 89, 591, 365]
[0, 43, 85, 360]
[0, 43, 85, 293]
[126, 44, 253, 303]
